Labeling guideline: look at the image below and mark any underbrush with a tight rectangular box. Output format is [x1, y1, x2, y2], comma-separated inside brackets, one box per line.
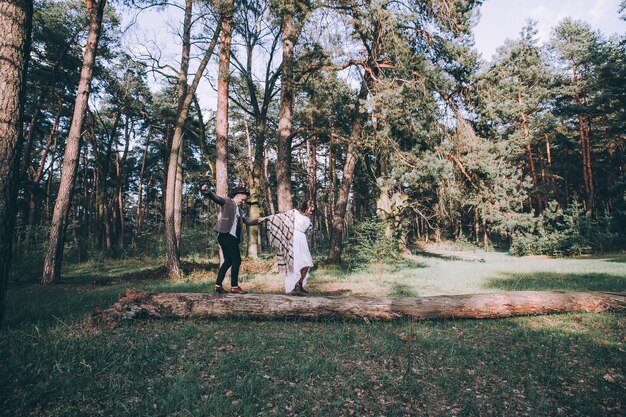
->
[509, 203, 623, 257]
[342, 217, 399, 271]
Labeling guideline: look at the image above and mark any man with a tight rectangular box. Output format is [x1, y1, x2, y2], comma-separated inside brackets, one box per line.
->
[201, 182, 265, 294]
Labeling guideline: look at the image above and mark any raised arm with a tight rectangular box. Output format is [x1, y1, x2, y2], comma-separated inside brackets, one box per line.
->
[201, 183, 226, 206]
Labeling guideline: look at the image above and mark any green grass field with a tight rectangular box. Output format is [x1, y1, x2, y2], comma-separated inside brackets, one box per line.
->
[2, 246, 625, 416]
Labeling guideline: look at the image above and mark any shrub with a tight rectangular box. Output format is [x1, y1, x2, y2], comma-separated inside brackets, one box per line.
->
[343, 217, 399, 270]
[179, 226, 219, 259]
[510, 201, 619, 256]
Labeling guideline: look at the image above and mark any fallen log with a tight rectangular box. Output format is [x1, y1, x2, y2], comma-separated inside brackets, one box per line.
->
[93, 289, 626, 327]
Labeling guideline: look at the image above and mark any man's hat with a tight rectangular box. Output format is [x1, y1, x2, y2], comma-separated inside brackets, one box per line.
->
[229, 187, 250, 198]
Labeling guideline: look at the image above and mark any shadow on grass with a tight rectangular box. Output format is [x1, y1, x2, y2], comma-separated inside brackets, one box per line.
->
[4, 285, 124, 327]
[63, 260, 219, 286]
[315, 258, 427, 277]
[606, 255, 626, 264]
[64, 265, 169, 286]
[485, 272, 626, 292]
[181, 260, 219, 274]
[4, 278, 222, 328]
[410, 249, 486, 263]
[390, 258, 427, 271]
[4, 258, 222, 327]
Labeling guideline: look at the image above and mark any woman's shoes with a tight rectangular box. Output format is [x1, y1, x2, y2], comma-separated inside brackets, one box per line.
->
[290, 282, 307, 296]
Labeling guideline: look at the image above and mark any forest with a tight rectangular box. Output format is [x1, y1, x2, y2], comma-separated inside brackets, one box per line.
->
[1, 1, 626, 414]
[1, 0, 625, 315]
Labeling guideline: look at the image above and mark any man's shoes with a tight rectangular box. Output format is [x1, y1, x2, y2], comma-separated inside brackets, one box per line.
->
[214, 285, 227, 294]
[230, 286, 247, 294]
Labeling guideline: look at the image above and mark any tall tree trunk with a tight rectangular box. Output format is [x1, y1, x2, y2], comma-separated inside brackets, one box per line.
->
[525, 142, 541, 211]
[276, 6, 298, 212]
[571, 61, 594, 216]
[103, 110, 121, 249]
[327, 83, 368, 263]
[323, 203, 330, 241]
[20, 28, 81, 186]
[264, 148, 275, 214]
[375, 152, 392, 238]
[537, 148, 549, 210]
[104, 204, 112, 250]
[21, 100, 42, 181]
[579, 114, 594, 216]
[85, 117, 106, 250]
[545, 133, 560, 206]
[114, 116, 130, 250]
[245, 118, 261, 259]
[164, 0, 192, 277]
[135, 135, 150, 244]
[520, 108, 541, 212]
[45, 157, 55, 220]
[307, 135, 318, 247]
[230, 9, 282, 252]
[174, 143, 183, 248]
[25, 103, 60, 251]
[324, 136, 333, 241]
[42, 0, 105, 284]
[307, 135, 317, 202]
[0, 0, 33, 323]
[214, 0, 233, 265]
[235, 21, 278, 258]
[215, 0, 233, 197]
[376, 181, 392, 237]
[328, 75, 372, 259]
[192, 95, 212, 168]
[164, 2, 221, 277]
[82, 143, 90, 240]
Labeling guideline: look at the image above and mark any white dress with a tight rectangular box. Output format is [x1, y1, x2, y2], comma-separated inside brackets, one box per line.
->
[284, 210, 314, 293]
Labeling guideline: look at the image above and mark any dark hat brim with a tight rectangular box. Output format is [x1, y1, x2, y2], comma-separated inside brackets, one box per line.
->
[229, 188, 250, 198]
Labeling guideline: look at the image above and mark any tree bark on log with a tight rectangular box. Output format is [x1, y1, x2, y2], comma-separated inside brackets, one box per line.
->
[95, 290, 625, 327]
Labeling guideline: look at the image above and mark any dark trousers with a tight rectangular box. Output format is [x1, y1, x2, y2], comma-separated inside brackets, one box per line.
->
[216, 233, 241, 287]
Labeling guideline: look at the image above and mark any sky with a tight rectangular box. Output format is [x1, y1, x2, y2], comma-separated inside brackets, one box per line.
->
[123, 0, 626, 111]
[473, 0, 626, 61]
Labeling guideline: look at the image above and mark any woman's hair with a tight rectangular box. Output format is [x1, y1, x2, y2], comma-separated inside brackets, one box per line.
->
[298, 200, 313, 212]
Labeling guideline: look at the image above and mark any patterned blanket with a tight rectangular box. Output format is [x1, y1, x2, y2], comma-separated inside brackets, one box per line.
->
[266, 210, 295, 273]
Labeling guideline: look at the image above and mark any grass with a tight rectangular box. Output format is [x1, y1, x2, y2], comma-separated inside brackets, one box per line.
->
[2, 314, 624, 416]
[2, 250, 625, 416]
[486, 272, 626, 292]
[389, 283, 419, 297]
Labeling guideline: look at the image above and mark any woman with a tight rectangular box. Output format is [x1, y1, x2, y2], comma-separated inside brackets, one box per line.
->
[261, 201, 314, 295]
